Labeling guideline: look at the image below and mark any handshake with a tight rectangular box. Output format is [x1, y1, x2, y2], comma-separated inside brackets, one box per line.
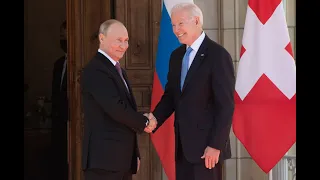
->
[143, 113, 157, 133]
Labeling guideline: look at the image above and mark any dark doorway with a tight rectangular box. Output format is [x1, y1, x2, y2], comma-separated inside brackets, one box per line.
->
[24, 0, 67, 179]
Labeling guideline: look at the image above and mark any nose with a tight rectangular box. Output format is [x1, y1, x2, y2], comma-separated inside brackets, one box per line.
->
[120, 42, 128, 49]
[173, 25, 180, 33]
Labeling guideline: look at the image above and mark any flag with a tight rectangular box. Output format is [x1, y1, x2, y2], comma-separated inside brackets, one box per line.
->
[150, 0, 194, 179]
[232, 0, 296, 173]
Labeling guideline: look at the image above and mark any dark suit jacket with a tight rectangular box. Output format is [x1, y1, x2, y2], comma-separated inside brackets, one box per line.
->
[81, 52, 148, 173]
[153, 35, 235, 164]
[50, 55, 69, 177]
[51, 55, 68, 125]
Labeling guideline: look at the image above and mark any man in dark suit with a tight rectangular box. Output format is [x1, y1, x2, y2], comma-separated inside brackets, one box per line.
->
[145, 3, 235, 180]
[81, 19, 157, 180]
[50, 20, 68, 180]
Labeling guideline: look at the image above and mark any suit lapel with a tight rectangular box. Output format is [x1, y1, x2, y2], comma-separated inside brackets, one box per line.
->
[61, 68, 67, 91]
[96, 52, 135, 108]
[117, 70, 135, 107]
[122, 71, 137, 109]
[181, 36, 209, 93]
[177, 45, 187, 93]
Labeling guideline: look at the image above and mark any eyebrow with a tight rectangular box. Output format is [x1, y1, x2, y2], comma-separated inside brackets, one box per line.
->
[117, 37, 129, 40]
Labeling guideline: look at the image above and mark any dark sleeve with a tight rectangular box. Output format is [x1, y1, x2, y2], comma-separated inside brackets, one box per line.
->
[208, 50, 235, 151]
[152, 53, 176, 131]
[82, 69, 148, 133]
[135, 135, 140, 159]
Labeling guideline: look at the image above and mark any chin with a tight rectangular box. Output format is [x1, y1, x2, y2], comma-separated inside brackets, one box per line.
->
[177, 37, 187, 44]
[177, 37, 183, 42]
[178, 39, 187, 45]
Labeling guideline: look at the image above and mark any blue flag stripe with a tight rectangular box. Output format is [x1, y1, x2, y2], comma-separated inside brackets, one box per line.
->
[155, 2, 181, 89]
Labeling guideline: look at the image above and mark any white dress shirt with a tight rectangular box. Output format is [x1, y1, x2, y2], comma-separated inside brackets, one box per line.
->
[187, 31, 206, 68]
[60, 54, 67, 89]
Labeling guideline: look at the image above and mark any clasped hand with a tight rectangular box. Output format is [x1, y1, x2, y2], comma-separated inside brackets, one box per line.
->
[143, 113, 157, 133]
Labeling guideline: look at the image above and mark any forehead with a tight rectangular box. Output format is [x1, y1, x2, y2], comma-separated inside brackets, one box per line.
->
[171, 9, 191, 22]
[107, 23, 128, 38]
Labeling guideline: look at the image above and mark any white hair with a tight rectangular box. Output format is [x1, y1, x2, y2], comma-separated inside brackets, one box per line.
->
[99, 19, 124, 35]
[171, 3, 204, 27]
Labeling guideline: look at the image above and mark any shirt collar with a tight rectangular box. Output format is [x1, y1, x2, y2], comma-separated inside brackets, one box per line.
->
[98, 49, 118, 66]
[187, 31, 205, 51]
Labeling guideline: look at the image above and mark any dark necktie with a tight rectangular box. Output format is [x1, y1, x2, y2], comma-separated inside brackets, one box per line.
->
[180, 47, 193, 91]
[115, 62, 129, 91]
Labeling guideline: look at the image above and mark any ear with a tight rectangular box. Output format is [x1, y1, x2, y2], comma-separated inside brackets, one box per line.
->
[195, 16, 200, 26]
[98, 33, 104, 42]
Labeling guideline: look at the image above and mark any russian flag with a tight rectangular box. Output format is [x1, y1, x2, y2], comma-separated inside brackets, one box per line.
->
[150, 0, 194, 180]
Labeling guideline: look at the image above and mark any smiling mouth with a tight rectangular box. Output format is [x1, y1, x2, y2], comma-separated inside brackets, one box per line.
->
[177, 33, 185, 37]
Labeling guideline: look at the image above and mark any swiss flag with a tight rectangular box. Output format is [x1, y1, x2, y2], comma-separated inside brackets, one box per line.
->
[232, 0, 296, 173]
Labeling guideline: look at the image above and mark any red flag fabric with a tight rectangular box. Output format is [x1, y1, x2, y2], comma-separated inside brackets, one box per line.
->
[232, 0, 296, 173]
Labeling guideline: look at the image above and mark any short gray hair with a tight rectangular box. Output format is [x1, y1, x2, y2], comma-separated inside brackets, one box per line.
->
[171, 3, 204, 26]
[99, 19, 124, 36]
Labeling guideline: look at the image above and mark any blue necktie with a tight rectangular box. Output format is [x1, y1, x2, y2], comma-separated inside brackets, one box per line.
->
[180, 47, 193, 91]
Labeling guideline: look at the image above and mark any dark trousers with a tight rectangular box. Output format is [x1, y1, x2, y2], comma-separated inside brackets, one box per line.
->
[84, 169, 132, 180]
[50, 121, 68, 180]
[176, 132, 222, 180]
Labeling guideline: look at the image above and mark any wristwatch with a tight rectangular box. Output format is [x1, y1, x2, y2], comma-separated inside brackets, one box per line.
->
[145, 119, 149, 127]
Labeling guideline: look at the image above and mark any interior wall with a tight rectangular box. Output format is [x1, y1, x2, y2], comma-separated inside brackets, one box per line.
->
[24, 0, 66, 113]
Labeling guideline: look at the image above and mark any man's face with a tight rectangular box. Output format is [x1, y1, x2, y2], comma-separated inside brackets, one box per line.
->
[60, 26, 67, 40]
[99, 23, 129, 61]
[171, 9, 200, 46]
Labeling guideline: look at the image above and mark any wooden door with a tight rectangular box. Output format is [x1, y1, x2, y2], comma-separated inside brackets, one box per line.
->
[67, 0, 163, 179]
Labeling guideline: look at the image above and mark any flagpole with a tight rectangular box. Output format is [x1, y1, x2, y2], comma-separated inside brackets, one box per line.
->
[161, 0, 163, 11]
[269, 169, 273, 180]
[236, 139, 241, 180]
[234, 0, 241, 178]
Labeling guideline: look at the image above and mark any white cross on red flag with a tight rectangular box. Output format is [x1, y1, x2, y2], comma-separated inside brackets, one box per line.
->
[232, 0, 296, 173]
